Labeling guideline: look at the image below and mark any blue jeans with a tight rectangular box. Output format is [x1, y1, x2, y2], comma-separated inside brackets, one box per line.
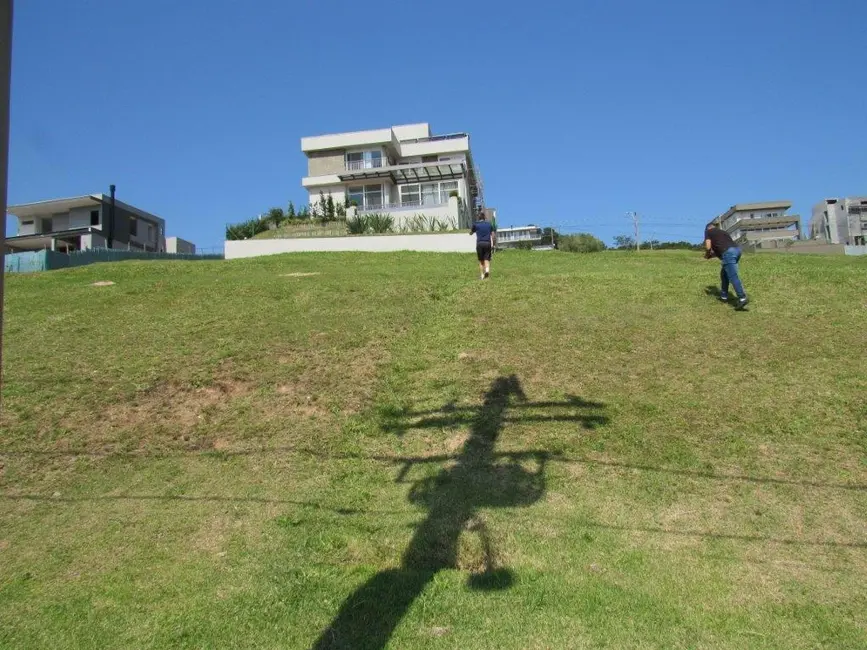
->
[720, 247, 746, 299]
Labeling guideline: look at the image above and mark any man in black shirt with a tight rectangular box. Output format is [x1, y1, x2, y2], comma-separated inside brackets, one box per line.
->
[704, 222, 749, 310]
[470, 213, 496, 280]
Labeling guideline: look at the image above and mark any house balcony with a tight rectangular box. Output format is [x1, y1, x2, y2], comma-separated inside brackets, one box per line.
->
[345, 157, 392, 171]
[337, 159, 468, 185]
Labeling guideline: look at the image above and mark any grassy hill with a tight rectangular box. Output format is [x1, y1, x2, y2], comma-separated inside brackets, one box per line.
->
[1, 250, 865, 649]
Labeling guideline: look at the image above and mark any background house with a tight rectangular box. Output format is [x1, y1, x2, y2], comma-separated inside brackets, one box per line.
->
[711, 201, 801, 246]
[809, 197, 867, 245]
[301, 123, 484, 229]
[166, 236, 196, 254]
[6, 192, 166, 253]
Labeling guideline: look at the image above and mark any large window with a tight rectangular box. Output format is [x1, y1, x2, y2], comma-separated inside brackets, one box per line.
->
[399, 181, 459, 207]
[348, 184, 384, 210]
[345, 150, 384, 171]
[129, 217, 138, 237]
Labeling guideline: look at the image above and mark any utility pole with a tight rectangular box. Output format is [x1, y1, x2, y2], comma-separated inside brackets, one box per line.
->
[627, 211, 640, 250]
[0, 1, 13, 406]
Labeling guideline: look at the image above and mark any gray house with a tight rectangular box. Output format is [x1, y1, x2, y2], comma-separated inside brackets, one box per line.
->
[711, 201, 801, 246]
[809, 197, 867, 245]
[6, 191, 166, 253]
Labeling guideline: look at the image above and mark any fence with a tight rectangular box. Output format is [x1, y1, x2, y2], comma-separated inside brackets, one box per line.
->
[4, 248, 224, 274]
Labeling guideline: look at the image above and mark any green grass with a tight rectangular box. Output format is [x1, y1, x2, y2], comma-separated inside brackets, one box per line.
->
[1, 250, 866, 649]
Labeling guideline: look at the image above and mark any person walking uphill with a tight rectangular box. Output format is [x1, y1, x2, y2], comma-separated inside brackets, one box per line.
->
[471, 212, 497, 280]
[705, 222, 750, 310]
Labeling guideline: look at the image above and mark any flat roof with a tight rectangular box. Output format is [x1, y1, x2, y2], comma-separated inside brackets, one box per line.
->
[8, 194, 164, 225]
[338, 161, 467, 184]
[719, 201, 792, 221]
[5, 227, 103, 251]
[733, 215, 801, 230]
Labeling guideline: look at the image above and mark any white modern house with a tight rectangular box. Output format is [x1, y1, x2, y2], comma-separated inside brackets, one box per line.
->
[496, 225, 543, 248]
[809, 197, 867, 245]
[301, 123, 484, 229]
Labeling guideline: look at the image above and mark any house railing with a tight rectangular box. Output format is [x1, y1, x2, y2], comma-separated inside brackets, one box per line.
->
[398, 133, 468, 144]
[345, 158, 391, 171]
[358, 200, 449, 213]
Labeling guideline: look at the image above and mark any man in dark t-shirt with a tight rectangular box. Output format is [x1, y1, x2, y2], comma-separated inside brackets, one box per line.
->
[470, 213, 496, 280]
[704, 222, 749, 310]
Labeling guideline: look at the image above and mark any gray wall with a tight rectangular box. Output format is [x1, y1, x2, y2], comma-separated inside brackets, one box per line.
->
[307, 150, 345, 176]
[103, 201, 164, 252]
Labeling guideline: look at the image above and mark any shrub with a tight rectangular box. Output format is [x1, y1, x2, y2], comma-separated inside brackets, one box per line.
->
[449, 190, 459, 198]
[226, 217, 269, 240]
[366, 213, 394, 233]
[559, 233, 607, 253]
[346, 215, 369, 234]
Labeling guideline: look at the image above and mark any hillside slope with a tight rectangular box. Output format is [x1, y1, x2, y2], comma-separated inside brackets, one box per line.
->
[1, 251, 865, 649]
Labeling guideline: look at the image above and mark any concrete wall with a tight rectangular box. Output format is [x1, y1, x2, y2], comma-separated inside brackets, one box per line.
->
[391, 123, 430, 140]
[108, 203, 164, 251]
[753, 242, 844, 254]
[225, 233, 475, 259]
[166, 237, 196, 254]
[69, 206, 96, 229]
[308, 185, 349, 210]
[307, 150, 346, 176]
[399, 137, 469, 159]
[16, 217, 35, 235]
[301, 128, 393, 153]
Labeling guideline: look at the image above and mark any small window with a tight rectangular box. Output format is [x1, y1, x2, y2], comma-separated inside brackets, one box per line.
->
[129, 217, 138, 236]
[90, 210, 99, 226]
[21, 220, 33, 226]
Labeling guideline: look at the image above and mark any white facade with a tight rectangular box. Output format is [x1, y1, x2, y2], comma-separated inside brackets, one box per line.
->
[225, 233, 475, 259]
[810, 197, 867, 245]
[166, 236, 197, 254]
[301, 123, 483, 230]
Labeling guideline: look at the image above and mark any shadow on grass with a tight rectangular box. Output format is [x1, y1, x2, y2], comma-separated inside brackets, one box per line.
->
[704, 284, 739, 309]
[310, 375, 607, 650]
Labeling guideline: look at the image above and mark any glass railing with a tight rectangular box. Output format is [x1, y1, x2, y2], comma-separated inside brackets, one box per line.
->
[345, 158, 388, 171]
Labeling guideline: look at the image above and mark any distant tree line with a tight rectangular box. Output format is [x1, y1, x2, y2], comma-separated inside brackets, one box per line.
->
[612, 235, 702, 250]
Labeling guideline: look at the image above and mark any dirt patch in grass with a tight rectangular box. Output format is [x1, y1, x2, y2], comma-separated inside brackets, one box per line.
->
[104, 379, 252, 431]
[281, 272, 321, 277]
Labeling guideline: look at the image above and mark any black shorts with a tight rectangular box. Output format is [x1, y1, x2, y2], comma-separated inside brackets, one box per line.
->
[476, 242, 492, 261]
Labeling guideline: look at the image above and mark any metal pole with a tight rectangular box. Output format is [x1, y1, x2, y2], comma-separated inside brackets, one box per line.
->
[627, 211, 640, 251]
[108, 184, 115, 248]
[0, 0, 13, 406]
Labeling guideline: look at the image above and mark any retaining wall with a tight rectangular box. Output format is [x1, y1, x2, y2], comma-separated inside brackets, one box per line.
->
[225, 233, 475, 259]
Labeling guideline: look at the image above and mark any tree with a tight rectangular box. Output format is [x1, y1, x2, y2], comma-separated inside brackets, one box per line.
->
[267, 207, 285, 227]
[540, 227, 560, 248]
[613, 235, 636, 250]
[287, 201, 296, 219]
[325, 194, 336, 221]
[559, 233, 607, 253]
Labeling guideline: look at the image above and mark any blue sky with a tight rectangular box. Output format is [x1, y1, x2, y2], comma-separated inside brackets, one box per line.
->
[7, 0, 866, 247]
